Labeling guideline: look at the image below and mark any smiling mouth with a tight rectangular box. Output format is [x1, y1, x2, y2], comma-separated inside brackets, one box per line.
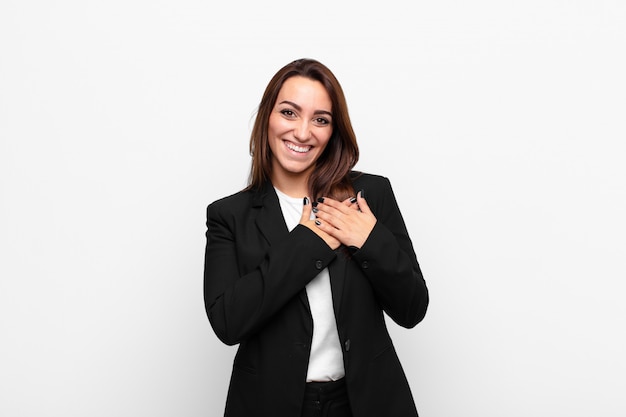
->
[285, 141, 312, 153]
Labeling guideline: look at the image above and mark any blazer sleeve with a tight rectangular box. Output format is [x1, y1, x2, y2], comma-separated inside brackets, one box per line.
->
[204, 201, 337, 346]
[351, 177, 429, 328]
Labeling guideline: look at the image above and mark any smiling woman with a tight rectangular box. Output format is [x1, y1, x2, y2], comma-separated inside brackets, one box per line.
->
[203, 58, 429, 417]
[267, 76, 334, 196]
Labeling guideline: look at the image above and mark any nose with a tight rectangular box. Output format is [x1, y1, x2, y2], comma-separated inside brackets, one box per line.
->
[293, 119, 311, 142]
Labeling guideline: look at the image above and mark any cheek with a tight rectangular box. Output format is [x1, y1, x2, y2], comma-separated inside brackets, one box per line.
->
[268, 113, 288, 134]
[317, 132, 333, 152]
[267, 121, 276, 137]
[267, 118, 283, 150]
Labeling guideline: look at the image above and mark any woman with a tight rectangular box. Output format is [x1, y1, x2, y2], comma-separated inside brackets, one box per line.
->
[204, 58, 429, 417]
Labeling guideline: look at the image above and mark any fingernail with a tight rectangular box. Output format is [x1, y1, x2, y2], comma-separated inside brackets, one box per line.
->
[349, 197, 357, 204]
[317, 197, 325, 203]
[315, 220, 321, 226]
[312, 207, 319, 213]
[312, 201, 318, 208]
[303, 197, 309, 205]
[358, 189, 365, 199]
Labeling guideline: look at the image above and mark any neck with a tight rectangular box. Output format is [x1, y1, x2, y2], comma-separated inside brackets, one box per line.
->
[271, 172, 310, 198]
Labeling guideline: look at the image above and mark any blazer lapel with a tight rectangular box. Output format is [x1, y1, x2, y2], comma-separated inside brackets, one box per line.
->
[253, 182, 289, 246]
[250, 182, 349, 316]
[252, 183, 312, 311]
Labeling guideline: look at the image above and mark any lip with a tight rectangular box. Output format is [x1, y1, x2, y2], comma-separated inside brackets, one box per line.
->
[284, 140, 312, 154]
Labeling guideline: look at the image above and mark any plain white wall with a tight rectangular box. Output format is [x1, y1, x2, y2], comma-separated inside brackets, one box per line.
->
[1, 1, 625, 416]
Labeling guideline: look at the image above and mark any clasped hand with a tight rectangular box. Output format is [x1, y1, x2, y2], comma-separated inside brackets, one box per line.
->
[300, 191, 376, 250]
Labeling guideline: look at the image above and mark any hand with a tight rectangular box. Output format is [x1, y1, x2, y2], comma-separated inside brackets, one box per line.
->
[313, 191, 377, 249]
[300, 197, 341, 250]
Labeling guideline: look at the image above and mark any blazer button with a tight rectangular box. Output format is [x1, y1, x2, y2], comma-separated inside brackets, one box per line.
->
[344, 339, 351, 352]
[315, 260, 323, 270]
[361, 261, 369, 269]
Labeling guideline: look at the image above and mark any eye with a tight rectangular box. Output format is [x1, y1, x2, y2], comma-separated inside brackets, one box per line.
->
[314, 117, 331, 126]
[280, 109, 296, 118]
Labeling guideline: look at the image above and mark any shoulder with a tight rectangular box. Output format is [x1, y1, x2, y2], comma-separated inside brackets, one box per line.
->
[209, 188, 252, 209]
[350, 171, 393, 192]
[350, 171, 403, 218]
[206, 187, 259, 222]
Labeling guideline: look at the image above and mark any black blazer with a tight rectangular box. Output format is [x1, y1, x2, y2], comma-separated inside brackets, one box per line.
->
[204, 172, 429, 417]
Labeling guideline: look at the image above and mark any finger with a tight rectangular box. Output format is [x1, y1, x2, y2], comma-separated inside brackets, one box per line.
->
[356, 190, 372, 215]
[316, 197, 350, 218]
[314, 217, 340, 237]
[313, 207, 341, 231]
[345, 196, 359, 211]
[317, 197, 345, 210]
[300, 196, 312, 224]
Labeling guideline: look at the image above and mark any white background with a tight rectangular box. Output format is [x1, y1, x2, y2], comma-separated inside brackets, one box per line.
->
[1, 1, 625, 416]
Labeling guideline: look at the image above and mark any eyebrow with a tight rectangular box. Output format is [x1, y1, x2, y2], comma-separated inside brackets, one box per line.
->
[278, 100, 333, 117]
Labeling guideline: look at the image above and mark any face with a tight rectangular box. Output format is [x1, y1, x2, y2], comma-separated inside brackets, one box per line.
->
[267, 76, 333, 186]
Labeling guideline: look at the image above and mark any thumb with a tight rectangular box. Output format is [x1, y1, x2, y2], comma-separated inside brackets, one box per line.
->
[300, 196, 313, 224]
[356, 190, 372, 214]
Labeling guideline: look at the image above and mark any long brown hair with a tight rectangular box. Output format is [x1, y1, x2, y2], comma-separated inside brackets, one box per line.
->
[247, 59, 359, 200]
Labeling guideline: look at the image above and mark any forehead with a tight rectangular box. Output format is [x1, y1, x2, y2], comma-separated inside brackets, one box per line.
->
[276, 76, 332, 110]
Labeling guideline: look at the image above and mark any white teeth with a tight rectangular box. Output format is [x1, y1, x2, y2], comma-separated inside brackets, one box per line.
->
[286, 142, 311, 153]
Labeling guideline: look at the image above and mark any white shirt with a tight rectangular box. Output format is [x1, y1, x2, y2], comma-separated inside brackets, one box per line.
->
[274, 188, 345, 382]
